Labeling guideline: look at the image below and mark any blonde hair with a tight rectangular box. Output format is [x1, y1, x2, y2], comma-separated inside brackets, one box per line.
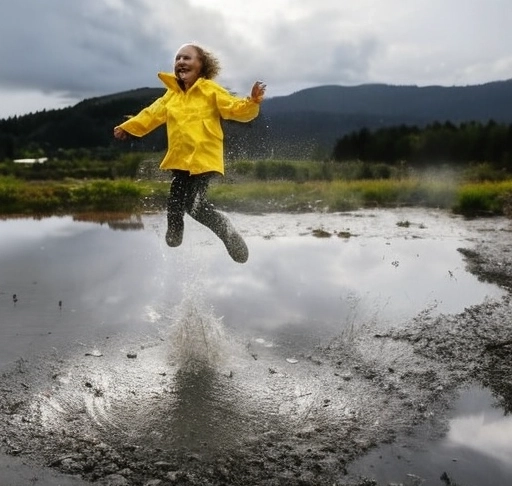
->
[180, 43, 221, 79]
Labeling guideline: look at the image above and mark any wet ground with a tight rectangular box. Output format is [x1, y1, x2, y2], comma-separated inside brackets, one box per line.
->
[0, 209, 511, 485]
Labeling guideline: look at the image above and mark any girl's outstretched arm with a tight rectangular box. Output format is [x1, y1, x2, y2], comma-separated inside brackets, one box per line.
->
[214, 81, 266, 122]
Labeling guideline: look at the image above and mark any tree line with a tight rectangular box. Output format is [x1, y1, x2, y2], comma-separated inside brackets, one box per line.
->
[0, 95, 266, 162]
[1, 96, 512, 175]
[332, 120, 512, 169]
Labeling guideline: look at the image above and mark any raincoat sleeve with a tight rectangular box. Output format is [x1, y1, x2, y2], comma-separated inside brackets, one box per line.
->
[213, 85, 260, 123]
[116, 92, 171, 137]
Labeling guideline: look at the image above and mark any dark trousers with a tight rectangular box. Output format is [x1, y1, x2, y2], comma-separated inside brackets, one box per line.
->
[166, 170, 231, 245]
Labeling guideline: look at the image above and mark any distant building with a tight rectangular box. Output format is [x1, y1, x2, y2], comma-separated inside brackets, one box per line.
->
[13, 157, 48, 164]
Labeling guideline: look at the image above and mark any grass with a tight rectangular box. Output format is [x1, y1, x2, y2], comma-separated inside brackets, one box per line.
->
[455, 180, 512, 215]
[1, 169, 512, 218]
[208, 178, 459, 213]
[0, 178, 144, 215]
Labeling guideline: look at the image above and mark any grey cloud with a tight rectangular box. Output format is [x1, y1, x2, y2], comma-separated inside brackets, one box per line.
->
[0, 0, 511, 117]
[226, 8, 382, 91]
[329, 38, 382, 83]
[0, 0, 190, 98]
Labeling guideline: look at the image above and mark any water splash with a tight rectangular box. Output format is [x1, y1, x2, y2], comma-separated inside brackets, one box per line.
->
[168, 292, 229, 371]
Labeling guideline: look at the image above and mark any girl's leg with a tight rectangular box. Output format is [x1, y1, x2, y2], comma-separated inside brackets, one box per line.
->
[165, 170, 188, 247]
[185, 174, 249, 263]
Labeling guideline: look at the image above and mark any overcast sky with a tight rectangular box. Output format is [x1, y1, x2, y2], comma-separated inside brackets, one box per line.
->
[1, 0, 511, 119]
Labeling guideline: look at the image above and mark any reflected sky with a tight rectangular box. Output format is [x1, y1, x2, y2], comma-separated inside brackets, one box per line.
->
[446, 387, 512, 469]
[0, 210, 505, 366]
[349, 386, 512, 486]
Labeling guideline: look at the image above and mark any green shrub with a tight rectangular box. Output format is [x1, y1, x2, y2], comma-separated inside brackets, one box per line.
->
[372, 163, 392, 179]
[454, 181, 512, 215]
[0, 177, 23, 212]
[69, 180, 143, 211]
[229, 160, 254, 176]
[463, 162, 507, 182]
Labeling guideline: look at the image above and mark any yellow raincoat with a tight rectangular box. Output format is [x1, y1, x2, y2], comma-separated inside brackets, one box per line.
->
[117, 72, 260, 175]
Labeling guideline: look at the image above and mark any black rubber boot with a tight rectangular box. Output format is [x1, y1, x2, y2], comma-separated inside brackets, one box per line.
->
[192, 206, 249, 263]
[165, 219, 184, 247]
[218, 219, 249, 264]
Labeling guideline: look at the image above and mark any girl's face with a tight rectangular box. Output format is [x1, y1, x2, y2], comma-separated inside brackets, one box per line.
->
[174, 45, 202, 89]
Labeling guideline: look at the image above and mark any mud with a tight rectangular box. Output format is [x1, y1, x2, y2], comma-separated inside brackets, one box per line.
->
[1, 216, 512, 485]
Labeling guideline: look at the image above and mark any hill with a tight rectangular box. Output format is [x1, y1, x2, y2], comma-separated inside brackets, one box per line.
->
[1, 80, 511, 160]
[261, 80, 512, 157]
[265, 81, 512, 119]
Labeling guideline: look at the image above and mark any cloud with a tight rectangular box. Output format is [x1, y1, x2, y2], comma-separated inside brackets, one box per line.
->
[0, 0, 169, 97]
[448, 413, 512, 466]
[0, 0, 511, 117]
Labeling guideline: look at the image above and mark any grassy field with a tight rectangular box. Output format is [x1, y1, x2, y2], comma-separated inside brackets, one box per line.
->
[2, 175, 512, 218]
[1, 159, 512, 217]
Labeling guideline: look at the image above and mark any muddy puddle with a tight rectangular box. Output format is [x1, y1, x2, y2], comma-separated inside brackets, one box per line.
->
[0, 208, 511, 485]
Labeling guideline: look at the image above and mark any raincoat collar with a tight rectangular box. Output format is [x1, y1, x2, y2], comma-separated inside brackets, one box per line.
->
[158, 72, 206, 93]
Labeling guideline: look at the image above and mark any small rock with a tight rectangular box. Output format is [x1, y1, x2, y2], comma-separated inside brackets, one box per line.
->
[100, 474, 129, 486]
[127, 353, 137, 359]
[58, 457, 83, 473]
[312, 228, 332, 238]
[215, 465, 230, 479]
[103, 462, 120, 475]
[186, 453, 200, 462]
[167, 471, 186, 482]
[406, 473, 425, 482]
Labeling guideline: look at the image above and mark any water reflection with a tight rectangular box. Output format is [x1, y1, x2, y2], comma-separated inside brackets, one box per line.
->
[0, 215, 164, 368]
[0, 210, 505, 367]
[72, 212, 145, 231]
[446, 387, 512, 468]
[348, 386, 512, 486]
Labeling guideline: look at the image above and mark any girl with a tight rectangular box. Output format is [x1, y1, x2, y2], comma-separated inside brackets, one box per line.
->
[114, 43, 266, 263]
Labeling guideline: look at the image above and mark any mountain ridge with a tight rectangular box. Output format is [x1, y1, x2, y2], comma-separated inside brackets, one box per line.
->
[263, 79, 512, 119]
[1, 79, 511, 159]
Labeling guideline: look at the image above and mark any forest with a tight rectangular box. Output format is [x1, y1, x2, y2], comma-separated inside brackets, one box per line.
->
[332, 120, 512, 169]
[1, 118, 512, 183]
[1, 80, 512, 167]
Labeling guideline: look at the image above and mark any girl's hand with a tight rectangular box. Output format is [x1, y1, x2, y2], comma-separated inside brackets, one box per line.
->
[113, 126, 128, 140]
[250, 81, 266, 103]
